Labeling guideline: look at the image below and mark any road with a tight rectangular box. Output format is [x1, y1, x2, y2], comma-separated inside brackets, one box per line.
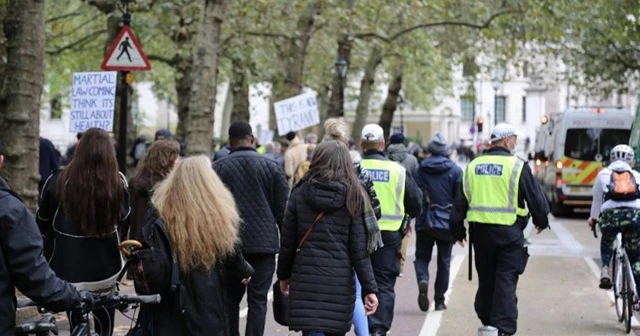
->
[41, 211, 638, 336]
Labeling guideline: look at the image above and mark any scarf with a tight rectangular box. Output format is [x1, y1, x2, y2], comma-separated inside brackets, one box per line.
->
[363, 196, 384, 254]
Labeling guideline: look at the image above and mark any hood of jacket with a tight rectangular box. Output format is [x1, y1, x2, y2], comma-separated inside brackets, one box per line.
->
[301, 181, 347, 213]
[387, 144, 408, 162]
[420, 155, 456, 174]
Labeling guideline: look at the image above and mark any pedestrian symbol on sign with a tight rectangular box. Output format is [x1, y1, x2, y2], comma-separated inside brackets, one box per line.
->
[117, 37, 132, 62]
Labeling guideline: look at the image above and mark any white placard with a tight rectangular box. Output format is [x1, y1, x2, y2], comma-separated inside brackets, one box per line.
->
[273, 92, 320, 136]
[258, 129, 274, 145]
[69, 71, 117, 133]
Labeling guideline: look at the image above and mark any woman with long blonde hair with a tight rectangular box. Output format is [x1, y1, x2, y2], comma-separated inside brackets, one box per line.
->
[136, 156, 253, 336]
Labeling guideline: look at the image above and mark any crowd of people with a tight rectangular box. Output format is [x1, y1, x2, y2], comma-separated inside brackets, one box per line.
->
[0, 118, 552, 336]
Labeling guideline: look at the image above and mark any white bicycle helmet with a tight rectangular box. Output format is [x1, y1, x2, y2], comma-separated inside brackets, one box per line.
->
[610, 144, 634, 164]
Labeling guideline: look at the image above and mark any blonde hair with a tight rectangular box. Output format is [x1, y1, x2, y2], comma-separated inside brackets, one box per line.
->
[151, 155, 240, 272]
[322, 118, 348, 143]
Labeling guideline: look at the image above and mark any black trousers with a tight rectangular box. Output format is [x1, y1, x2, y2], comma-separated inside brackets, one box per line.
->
[472, 224, 529, 335]
[226, 253, 276, 336]
[368, 231, 403, 333]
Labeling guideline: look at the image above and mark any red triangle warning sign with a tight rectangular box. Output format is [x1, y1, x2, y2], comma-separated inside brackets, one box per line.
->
[101, 26, 152, 72]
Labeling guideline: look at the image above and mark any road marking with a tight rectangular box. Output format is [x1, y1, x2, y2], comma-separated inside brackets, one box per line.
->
[418, 254, 466, 336]
[584, 257, 640, 327]
[240, 290, 273, 318]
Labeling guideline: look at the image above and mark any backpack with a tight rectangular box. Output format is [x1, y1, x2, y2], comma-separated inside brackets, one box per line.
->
[606, 169, 640, 201]
[125, 209, 180, 296]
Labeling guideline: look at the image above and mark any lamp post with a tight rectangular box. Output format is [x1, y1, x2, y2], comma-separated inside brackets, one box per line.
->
[335, 56, 349, 117]
[397, 94, 405, 134]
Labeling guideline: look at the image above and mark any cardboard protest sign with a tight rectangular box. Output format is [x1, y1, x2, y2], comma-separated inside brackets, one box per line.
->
[258, 129, 274, 145]
[69, 71, 117, 133]
[273, 92, 319, 136]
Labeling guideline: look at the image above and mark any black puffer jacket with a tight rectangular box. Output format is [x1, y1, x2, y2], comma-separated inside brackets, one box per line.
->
[213, 147, 289, 254]
[137, 210, 254, 336]
[277, 181, 378, 334]
[0, 183, 80, 336]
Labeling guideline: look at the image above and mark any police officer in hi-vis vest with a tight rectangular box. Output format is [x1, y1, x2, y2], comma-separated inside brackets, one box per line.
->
[450, 123, 549, 336]
[360, 124, 423, 336]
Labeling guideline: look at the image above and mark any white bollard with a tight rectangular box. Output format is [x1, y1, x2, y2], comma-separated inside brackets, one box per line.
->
[477, 326, 498, 336]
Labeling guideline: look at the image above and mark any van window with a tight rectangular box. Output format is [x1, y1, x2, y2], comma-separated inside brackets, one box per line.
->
[565, 128, 631, 161]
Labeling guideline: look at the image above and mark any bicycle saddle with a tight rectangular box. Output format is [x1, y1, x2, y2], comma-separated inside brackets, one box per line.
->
[14, 315, 58, 335]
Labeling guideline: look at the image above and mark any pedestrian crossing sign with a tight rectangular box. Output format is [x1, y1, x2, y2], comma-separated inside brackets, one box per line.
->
[101, 26, 151, 72]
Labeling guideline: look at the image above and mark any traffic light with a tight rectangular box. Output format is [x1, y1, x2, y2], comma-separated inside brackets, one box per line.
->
[477, 117, 484, 133]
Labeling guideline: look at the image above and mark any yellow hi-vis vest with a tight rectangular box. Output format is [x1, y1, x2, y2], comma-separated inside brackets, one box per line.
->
[463, 155, 529, 225]
[360, 159, 406, 231]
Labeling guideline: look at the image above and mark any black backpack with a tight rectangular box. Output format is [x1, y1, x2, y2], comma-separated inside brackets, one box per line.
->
[124, 209, 180, 296]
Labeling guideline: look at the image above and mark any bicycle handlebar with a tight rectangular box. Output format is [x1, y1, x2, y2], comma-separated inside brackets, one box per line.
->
[17, 294, 161, 312]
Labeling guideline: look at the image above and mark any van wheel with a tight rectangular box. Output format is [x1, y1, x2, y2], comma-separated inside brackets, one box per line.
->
[551, 202, 571, 217]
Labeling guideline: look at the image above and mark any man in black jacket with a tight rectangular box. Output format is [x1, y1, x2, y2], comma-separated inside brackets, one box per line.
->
[0, 141, 88, 335]
[213, 121, 289, 336]
[359, 124, 423, 336]
[450, 123, 549, 336]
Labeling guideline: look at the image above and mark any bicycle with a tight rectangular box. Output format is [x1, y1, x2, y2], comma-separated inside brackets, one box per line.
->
[15, 293, 161, 336]
[592, 220, 638, 333]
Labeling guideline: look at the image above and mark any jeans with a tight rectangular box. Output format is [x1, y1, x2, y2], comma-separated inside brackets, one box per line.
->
[353, 273, 368, 336]
[302, 332, 344, 336]
[68, 307, 114, 336]
[600, 208, 640, 294]
[414, 231, 453, 304]
[368, 230, 402, 333]
[226, 253, 276, 336]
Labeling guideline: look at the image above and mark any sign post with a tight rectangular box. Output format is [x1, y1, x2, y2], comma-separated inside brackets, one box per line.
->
[100, 0, 152, 175]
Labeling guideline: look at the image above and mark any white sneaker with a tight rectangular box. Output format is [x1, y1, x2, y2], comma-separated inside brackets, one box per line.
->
[600, 266, 612, 289]
[478, 326, 498, 336]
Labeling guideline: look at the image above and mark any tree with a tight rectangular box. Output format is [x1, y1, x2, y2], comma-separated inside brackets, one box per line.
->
[0, 0, 47, 211]
[185, 0, 228, 156]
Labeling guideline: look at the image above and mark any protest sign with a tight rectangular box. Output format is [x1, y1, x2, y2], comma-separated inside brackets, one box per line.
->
[273, 92, 319, 136]
[258, 129, 274, 145]
[69, 71, 117, 133]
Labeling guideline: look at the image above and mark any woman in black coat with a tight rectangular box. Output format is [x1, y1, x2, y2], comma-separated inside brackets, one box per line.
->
[277, 140, 379, 336]
[37, 128, 130, 336]
[135, 156, 253, 336]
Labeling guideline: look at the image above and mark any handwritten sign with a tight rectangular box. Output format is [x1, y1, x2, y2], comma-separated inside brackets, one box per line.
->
[273, 92, 320, 136]
[69, 71, 117, 133]
[258, 129, 274, 145]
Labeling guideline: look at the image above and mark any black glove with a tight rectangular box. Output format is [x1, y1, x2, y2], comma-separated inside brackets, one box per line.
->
[78, 290, 101, 307]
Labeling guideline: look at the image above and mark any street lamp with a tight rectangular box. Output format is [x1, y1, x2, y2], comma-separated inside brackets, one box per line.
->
[335, 56, 349, 117]
[397, 94, 405, 134]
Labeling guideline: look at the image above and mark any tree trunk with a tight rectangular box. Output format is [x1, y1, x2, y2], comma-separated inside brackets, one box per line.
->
[185, 0, 227, 156]
[268, 0, 323, 133]
[351, 46, 383, 148]
[327, 35, 352, 119]
[229, 58, 250, 122]
[0, 0, 46, 211]
[174, 57, 192, 140]
[378, 65, 404, 140]
[314, 84, 330, 138]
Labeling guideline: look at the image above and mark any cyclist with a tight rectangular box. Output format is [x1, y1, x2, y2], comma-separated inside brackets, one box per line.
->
[0, 141, 96, 335]
[589, 144, 640, 295]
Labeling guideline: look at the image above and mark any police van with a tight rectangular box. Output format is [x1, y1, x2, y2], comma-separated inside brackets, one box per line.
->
[533, 106, 633, 217]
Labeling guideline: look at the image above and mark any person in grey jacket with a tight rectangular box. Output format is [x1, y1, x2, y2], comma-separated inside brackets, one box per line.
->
[387, 133, 418, 176]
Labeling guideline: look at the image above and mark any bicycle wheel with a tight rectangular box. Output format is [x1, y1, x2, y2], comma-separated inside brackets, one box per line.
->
[615, 255, 626, 323]
[625, 260, 634, 334]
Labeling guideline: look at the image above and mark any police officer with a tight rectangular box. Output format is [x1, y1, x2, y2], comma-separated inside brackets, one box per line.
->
[450, 123, 549, 336]
[359, 124, 423, 336]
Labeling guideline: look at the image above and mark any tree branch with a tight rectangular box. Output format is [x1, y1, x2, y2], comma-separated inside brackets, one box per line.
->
[46, 10, 82, 24]
[147, 54, 179, 67]
[45, 29, 107, 55]
[245, 31, 290, 39]
[353, 10, 516, 43]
